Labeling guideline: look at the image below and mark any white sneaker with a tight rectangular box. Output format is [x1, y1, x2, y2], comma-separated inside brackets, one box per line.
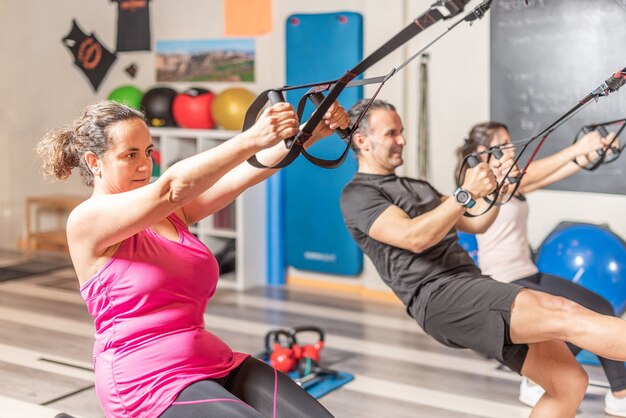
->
[605, 391, 626, 417]
[519, 377, 545, 407]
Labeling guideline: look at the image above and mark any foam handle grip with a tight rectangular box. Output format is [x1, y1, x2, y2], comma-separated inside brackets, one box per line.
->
[466, 154, 480, 168]
[595, 126, 613, 157]
[491, 148, 504, 159]
[267, 90, 297, 148]
[597, 126, 609, 138]
[491, 148, 517, 184]
[309, 93, 352, 139]
[268, 90, 285, 105]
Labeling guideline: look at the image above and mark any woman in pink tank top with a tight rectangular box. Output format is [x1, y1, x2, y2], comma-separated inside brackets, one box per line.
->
[456, 122, 626, 417]
[37, 100, 348, 418]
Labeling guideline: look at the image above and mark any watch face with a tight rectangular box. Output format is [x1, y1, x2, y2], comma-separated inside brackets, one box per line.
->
[456, 190, 470, 204]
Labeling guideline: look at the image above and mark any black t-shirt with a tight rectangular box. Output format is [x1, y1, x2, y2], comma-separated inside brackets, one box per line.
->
[62, 19, 117, 91]
[113, 0, 151, 52]
[340, 173, 481, 314]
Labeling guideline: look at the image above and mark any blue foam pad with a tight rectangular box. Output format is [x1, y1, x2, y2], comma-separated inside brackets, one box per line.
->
[288, 370, 354, 399]
[456, 231, 479, 266]
[576, 350, 626, 370]
[256, 354, 353, 398]
[576, 350, 601, 366]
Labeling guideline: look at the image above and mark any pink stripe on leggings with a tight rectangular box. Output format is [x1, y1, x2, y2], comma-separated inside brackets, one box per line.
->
[172, 398, 251, 407]
[273, 368, 278, 418]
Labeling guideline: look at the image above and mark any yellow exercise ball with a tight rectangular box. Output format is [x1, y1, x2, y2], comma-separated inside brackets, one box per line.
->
[211, 87, 256, 131]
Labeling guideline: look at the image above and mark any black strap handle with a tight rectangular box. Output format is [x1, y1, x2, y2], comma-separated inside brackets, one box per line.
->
[267, 90, 299, 149]
[462, 149, 520, 216]
[265, 329, 294, 352]
[244, 90, 303, 169]
[574, 118, 626, 171]
[490, 147, 518, 184]
[308, 92, 352, 140]
[296, 92, 354, 169]
[289, 325, 325, 344]
[462, 155, 497, 216]
[242, 0, 490, 170]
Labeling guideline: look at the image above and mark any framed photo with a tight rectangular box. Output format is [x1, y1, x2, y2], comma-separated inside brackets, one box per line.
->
[156, 38, 255, 82]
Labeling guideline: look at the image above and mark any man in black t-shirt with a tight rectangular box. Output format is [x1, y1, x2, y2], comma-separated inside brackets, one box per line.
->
[340, 98, 626, 417]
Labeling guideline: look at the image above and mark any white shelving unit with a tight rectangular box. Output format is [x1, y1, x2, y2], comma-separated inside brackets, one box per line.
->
[149, 127, 267, 290]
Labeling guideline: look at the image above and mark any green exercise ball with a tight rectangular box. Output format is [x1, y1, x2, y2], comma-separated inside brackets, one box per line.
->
[108, 85, 144, 110]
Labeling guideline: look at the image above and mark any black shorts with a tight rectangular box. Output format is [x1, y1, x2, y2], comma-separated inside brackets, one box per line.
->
[416, 276, 528, 374]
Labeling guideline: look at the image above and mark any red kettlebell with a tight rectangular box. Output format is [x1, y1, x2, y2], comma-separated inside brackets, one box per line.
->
[266, 329, 298, 373]
[289, 325, 325, 363]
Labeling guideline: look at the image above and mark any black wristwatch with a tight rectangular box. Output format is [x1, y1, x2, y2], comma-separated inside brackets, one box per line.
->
[453, 187, 476, 209]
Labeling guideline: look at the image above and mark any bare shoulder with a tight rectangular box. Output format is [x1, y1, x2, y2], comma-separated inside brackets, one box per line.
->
[66, 197, 101, 246]
[67, 198, 117, 286]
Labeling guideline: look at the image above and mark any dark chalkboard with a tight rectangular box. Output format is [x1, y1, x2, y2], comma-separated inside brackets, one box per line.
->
[491, 0, 626, 194]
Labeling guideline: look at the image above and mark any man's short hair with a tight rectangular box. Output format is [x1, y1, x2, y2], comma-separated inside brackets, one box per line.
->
[347, 99, 397, 153]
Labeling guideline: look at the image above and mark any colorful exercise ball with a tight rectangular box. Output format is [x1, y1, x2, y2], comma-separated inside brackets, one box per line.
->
[141, 87, 178, 127]
[172, 88, 216, 129]
[536, 222, 626, 315]
[108, 85, 143, 110]
[211, 87, 256, 131]
[151, 149, 161, 178]
[457, 231, 478, 266]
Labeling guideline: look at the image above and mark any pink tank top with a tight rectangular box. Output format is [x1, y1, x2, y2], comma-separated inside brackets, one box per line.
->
[80, 214, 248, 418]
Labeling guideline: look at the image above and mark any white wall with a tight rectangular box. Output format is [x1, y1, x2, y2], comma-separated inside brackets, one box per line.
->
[2, 1, 625, 290]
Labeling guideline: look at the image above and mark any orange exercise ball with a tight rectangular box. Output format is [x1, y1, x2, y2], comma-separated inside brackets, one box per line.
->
[211, 87, 256, 131]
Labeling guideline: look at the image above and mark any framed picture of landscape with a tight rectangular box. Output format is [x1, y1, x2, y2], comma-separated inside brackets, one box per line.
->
[156, 38, 255, 82]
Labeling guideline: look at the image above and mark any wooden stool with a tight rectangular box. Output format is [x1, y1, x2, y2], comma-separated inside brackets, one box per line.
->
[24, 195, 85, 253]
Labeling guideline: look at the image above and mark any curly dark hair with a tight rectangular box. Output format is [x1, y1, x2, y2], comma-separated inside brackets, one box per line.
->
[37, 101, 146, 186]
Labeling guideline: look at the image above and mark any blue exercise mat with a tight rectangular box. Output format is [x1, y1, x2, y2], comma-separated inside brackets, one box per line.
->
[286, 369, 354, 399]
[256, 354, 354, 399]
[281, 12, 364, 276]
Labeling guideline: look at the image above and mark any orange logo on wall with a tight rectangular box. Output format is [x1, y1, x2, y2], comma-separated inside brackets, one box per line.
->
[77, 38, 102, 70]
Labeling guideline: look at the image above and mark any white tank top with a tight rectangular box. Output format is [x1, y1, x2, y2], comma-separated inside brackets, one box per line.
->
[476, 196, 538, 283]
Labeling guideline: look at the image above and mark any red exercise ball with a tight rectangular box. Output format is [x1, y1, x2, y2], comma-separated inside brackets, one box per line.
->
[172, 88, 215, 129]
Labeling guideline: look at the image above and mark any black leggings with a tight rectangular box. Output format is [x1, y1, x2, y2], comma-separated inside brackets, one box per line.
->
[514, 272, 626, 392]
[159, 356, 335, 418]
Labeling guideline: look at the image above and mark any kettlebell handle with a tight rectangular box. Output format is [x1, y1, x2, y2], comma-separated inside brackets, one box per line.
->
[265, 329, 294, 352]
[288, 325, 325, 344]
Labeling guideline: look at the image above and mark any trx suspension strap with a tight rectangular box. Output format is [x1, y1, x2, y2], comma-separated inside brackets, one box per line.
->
[244, 0, 493, 169]
[458, 66, 626, 217]
[571, 117, 626, 171]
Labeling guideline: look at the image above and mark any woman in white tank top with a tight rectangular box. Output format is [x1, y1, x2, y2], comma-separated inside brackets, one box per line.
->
[456, 122, 626, 417]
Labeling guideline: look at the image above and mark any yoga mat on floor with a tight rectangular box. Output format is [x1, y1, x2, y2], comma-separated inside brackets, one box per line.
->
[0, 259, 71, 282]
[256, 353, 354, 399]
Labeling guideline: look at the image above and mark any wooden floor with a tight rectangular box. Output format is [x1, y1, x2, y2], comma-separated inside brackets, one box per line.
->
[0, 250, 614, 418]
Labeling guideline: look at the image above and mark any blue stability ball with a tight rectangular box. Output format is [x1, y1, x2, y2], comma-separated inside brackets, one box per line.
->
[536, 222, 626, 315]
[457, 231, 479, 266]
